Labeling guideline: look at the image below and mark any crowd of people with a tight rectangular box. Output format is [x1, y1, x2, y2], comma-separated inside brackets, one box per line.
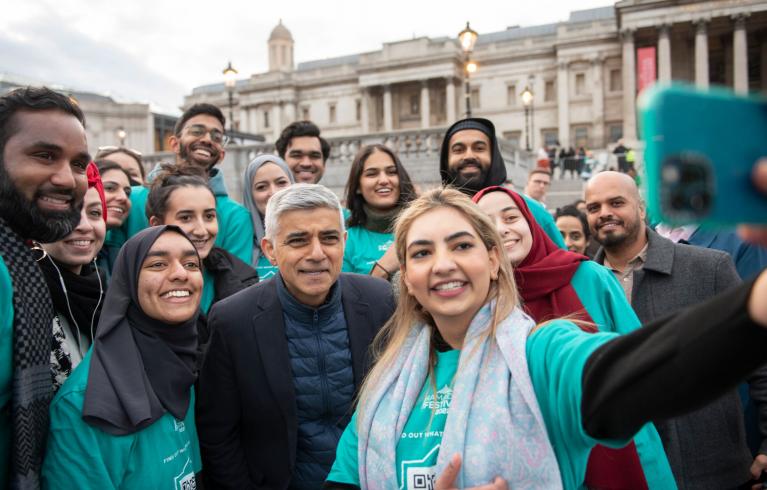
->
[1, 85, 767, 490]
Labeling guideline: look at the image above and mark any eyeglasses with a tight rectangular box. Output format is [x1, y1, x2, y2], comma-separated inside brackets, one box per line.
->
[184, 124, 229, 145]
[96, 146, 143, 162]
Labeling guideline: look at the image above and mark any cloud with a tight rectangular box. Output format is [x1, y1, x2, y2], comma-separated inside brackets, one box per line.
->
[0, 14, 186, 107]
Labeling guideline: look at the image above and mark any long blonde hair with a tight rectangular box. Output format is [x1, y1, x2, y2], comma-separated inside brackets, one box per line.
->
[358, 188, 521, 413]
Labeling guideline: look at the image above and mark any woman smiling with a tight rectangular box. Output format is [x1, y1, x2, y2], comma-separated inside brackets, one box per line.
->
[342, 144, 416, 277]
[43, 226, 203, 488]
[325, 188, 767, 489]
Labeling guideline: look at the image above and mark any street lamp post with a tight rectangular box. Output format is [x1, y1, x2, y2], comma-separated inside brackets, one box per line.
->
[116, 127, 127, 146]
[458, 22, 478, 118]
[222, 61, 238, 133]
[521, 85, 534, 151]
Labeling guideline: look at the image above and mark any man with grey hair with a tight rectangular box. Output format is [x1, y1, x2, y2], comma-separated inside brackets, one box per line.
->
[197, 184, 395, 489]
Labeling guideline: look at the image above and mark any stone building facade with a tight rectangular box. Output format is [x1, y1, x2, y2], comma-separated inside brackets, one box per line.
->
[184, 1, 767, 151]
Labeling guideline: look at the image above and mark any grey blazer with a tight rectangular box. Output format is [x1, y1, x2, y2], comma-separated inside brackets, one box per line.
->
[596, 229, 756, 490]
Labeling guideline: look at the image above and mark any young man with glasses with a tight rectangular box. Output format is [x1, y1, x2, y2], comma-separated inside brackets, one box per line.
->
[108, 104, 253, 267]
[275, 120, 331, 184]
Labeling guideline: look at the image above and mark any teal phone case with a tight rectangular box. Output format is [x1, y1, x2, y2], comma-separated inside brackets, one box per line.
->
[640, 83, 767, 226]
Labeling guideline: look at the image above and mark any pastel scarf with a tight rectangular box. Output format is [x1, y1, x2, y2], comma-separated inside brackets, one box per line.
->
[357, 303, 562, 489]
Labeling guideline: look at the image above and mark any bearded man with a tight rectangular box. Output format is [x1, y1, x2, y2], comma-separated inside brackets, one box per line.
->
[0, 86, 90, 489]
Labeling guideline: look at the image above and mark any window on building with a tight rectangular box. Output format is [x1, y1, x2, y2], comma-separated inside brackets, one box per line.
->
[409, 94, 420, 116]
[355, 99, 362, 121]
[575, 73, 586, 96]
[302, 106, 310, 120]
[264, 110, 270, 129]
[609, 69, 622, 92]
[329, 103, 337, 124]
[542, 130, 558, 147]
[507, 84, 516, 106]
[573, 126, 589, 148]
[502, 130, 521, 150]
[470, 88, 480, 109]
[608, 123, 623, 143]
[544, 80, 555, 102]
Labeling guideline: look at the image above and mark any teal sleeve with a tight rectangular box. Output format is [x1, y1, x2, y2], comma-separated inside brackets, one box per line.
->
[523, 195, 566, 249]
[326, 412, 360, 486]
[43, 393, 132, 489]
[572, 261, 641, 334]
[124, 185, 150, 239]
[0, 258, 13, 485]
[342, 233, 357, 273]
[526, 321, 630, 487]
[216, 199, 254, 265]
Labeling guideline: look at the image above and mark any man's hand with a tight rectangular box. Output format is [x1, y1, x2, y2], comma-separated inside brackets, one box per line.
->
[434, 454, 508, 490]
[738, 160, 767, 247]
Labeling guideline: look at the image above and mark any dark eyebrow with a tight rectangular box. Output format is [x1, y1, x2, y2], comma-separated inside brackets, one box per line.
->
[144, 250, 169, 258]
[181, 249, 198, 257]
[407, 239, 433, 251]
[500, 206, 519, 214]
[445, 231, 475, 242]
[319, 230, 341, 237]
[285, 231, 309, 240]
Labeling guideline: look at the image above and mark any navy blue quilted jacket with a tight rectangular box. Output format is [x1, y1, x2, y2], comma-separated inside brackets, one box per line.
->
[276, 277, 354, 489]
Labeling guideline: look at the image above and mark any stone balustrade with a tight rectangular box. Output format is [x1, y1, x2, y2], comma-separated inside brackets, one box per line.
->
[142, 128, 534, 203]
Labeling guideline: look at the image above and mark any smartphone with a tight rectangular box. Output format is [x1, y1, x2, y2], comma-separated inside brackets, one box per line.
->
[639, 83, 767, 226]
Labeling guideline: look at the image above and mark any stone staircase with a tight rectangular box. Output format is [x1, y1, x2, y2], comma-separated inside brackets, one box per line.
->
[546, 175, 586, 212]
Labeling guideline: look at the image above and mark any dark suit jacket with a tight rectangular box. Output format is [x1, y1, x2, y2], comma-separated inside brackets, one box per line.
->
[196, 273, 395, 490]
[596, 229, 756, 489]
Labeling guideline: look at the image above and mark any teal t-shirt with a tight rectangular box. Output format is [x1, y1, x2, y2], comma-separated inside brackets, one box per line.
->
[201, 268, 215, 314]
[342, 227, 394, 275]
[571, 260, 641, 335]
[0, 257, 13, 485]
[42, 352, 202, 489]
[255, 254, 278, 281]
[328, 321, 674, 489]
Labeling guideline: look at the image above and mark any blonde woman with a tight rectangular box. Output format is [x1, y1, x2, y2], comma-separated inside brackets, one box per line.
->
[325, 188, 767, 489]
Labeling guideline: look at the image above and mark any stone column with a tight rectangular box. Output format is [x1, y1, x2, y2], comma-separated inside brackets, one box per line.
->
[446, 78, 457, 124]
[557, 60, 570, 148]
[383, 84, 393, 132]
[733, 13, 750, 94]
[271, 105, 281, 141]
[420, 80, 430, 129]
[360, 88, 370, 134]
[591, 57, 605, 148]
[658, 24, 672, 83]
[621, 29, 637, 143]
[695, 20, 709, 88]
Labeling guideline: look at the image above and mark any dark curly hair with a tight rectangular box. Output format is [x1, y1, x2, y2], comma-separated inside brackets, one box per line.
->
[145, 163, 214, 220]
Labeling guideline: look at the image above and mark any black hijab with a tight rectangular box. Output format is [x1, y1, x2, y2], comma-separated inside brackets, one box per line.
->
[82, 225, 201, 435]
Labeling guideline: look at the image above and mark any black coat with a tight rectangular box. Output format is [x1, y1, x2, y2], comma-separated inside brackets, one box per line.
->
[196, 273, 395, 490]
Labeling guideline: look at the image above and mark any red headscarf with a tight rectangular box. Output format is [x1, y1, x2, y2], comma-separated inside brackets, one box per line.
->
[473, 186, 596, 330]
[86, 162, 108, 222]
[473, 186, 649, 489]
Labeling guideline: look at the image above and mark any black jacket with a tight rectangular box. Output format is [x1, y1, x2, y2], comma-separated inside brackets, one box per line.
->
[196, 273, 395, 489]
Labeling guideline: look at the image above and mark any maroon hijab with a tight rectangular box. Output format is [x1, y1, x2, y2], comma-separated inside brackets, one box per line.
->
[473, 186, 648, 489]
[473, 186, 596, 330]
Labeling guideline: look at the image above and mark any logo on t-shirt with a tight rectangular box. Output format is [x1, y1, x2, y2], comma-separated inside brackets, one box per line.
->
[401, 445, 440, 490]
[174, 458, 196, 490]
[421, 385, 452, 415]
[174, 419, 186, 433]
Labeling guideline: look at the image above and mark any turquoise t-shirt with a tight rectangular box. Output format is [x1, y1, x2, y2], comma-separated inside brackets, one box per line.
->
[570, 260, 641, 335]
[42, 352, 202, 489]
[0, 257, 13, 485]
[201, 268, 215, 314]
[256, 254, 278, 281]
[328, 321, 674, 489]
[342, 227, 394, 275]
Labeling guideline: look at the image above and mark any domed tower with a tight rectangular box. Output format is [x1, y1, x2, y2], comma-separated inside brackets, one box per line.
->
[268, 19, 294, 72]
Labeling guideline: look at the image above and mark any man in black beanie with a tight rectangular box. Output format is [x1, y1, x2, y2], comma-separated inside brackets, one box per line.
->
[438, 117, 567, 249]
[439, 117, 507, 196]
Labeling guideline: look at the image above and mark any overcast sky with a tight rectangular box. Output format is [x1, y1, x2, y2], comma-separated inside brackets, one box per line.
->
[0, 0, 614, 110]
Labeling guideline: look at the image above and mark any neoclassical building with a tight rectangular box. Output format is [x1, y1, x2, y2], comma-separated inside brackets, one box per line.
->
[185, 1, 767, 151]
